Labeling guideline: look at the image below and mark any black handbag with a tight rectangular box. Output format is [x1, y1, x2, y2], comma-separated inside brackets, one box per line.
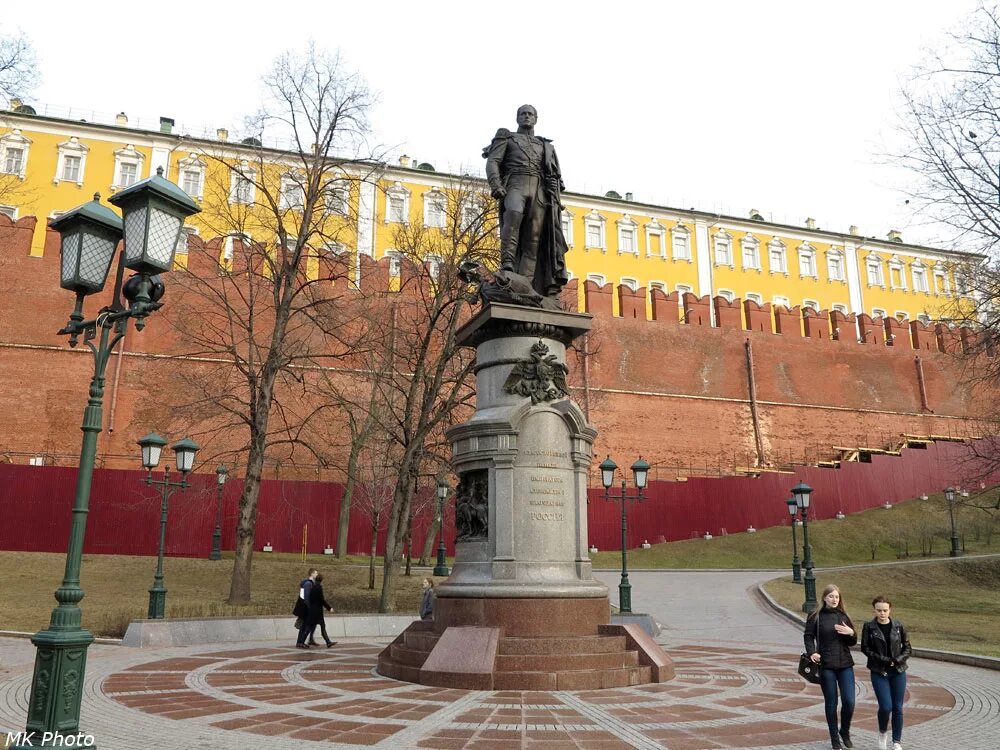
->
[798, 652, 822, 684]
[292, 597, 308, 619]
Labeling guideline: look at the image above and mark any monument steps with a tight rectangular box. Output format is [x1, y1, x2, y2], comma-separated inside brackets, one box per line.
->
[499, 635, 627, 655]
[403, 630, 443, 652]
[493, 665, 652, 691]
[389, 643, 434, 667]
[495, 650, 639, 672]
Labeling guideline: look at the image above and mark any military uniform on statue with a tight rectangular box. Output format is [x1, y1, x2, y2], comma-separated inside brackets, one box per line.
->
[378, 105, 673, 690]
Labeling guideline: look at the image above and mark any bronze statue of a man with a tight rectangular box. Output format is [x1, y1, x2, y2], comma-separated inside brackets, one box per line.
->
[483, 105, 569, 307]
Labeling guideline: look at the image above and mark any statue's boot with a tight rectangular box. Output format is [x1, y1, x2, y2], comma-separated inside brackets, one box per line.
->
[499, 210, 523, 273]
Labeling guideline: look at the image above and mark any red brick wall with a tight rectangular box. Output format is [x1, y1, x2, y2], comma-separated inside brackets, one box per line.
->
[0, 220, 989, 478]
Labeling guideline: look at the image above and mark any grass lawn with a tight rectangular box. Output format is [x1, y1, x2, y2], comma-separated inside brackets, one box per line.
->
[590, 492, 1000, 569]
[763, 557, 1000, 658]
[0, 551, 428, 638]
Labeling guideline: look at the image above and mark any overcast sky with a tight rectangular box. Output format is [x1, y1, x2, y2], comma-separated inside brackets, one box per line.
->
[5, 0, 985, 247]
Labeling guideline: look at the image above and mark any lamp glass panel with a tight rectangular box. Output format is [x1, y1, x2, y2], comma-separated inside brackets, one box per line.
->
[633, 466, 648, 489]
[175, 446, 196, 473]
[217, 470, 227, 485]
[142, 442, 162, 469]
[786, 499, 797, 516]
[601, 468, 614, 488]
[60, 232, 79, 287]
[79, 233, 116, 288]
[147, 207, 182, 266]
[122, 206, 148, 266]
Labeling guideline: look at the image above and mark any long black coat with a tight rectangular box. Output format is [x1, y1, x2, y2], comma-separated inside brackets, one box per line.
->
[307, 582, 331, 626]
[804, 608, 858, 670]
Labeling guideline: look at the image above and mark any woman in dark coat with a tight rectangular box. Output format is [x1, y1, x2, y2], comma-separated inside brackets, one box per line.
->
[804, 584, 858, 750]
[860, 596, 912, 750]
[307, 573, 335, 647]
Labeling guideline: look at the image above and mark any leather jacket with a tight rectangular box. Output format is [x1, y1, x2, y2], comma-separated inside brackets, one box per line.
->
[861, 619, 912, 675]
[804, 608, 857, 670]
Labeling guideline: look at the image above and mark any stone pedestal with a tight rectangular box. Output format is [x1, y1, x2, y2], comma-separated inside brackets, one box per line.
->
[378, 303, 673, 689]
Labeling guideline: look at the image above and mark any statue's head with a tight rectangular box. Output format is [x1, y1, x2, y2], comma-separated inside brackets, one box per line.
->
[516, 104, 537, 128]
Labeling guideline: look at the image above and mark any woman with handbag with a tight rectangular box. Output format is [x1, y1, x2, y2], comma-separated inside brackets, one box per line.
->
[307, 573, 336, 648]
[804, 584, 858, 749]
[860, 596, 912, 750]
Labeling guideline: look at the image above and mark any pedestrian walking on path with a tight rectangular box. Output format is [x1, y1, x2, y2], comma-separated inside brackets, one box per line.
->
[294, 568, 317, 648]
[307, 574, 335, 648]
[805, 583, 859, 749]
[419, 577, 435, 620]
[861, 595, 912, 750]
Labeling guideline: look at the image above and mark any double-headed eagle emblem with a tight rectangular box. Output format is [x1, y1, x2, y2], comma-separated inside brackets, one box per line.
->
[503, 340, 569, 404]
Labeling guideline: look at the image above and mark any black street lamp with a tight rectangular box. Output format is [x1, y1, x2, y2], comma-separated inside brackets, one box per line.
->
[944, 486, 962, 558]
[599, 455, 649, 614]
[210, 465, 228, 561]
[786, 496, 802, 583]
[14, 172, 199, 749]
[433, 479, 450, 576]
[139, 433, 199, 619]
[793, 482, 817, 612]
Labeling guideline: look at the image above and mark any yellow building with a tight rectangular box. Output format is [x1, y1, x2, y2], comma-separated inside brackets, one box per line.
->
[0, 104, 976, 327]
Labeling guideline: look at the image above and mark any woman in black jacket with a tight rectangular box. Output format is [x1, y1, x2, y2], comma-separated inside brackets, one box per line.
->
[860, 596, 912, 750]
[307, 574, 335, 648]
[804, 584, 858, 749]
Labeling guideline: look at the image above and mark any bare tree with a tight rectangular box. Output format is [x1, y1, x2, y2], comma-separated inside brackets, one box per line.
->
[373, 178, 499, 611]
[0, 29, 39, 101]
[161, 44, 381, 604]
[894, 4, 1000, 481]
[352, 441, 397, 590]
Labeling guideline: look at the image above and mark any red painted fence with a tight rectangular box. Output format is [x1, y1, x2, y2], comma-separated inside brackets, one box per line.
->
[0, 441, 988, 558]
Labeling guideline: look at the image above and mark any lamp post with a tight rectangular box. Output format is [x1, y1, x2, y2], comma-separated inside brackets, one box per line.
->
[433, 479, 450, 576]
[793, 482, 817, 612]
[14, 172, 199, 749]
[599, 455, 649, 614]
[944, 486, 962, 558]
[210, 465, 227, 561]
[140, 434, 199, 619]
[786, 496, 802, 583]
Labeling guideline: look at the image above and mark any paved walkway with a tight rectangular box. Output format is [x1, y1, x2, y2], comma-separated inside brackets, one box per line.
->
[0, 572, 996, 749]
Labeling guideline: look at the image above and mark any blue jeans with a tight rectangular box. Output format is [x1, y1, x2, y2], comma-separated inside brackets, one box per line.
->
[871, 668, 906, 742]
[819, 666, 855, 747]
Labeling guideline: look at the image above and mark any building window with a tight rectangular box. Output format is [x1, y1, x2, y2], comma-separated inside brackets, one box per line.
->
[427, 254, 442, 280]
[803, 299, 820, 312]
[917, 312, 931, 324]
[649, 280, 667, 294]
[798, 243, 817, 277]
[0, 129, 31, 179]
[872, 308, 887, 319]
[620, 276, 639, 291]
[112, 144, 144, 191]
[423, 188, 446, 228]
[773, 295, 790, 308]
[616, 215, 639, 255]
[54, 137, 89, 186]
[768, 239, 787, 274]
[671, 224, 691, 260]
[385, 182, 410, 224]
[746, 292, 763, 305]
[933, 264, 951, 295]
[324, 179, 349, 215]
[561, 209, 575, 246]
[645, 219, 665, 258]
[279, 173, 305, 210]
[827, 249, 845, 281]
[176, 225, 198, 256]
[584, 210, 606, 250]
[741, 234, 760, 270]
[714, 230, 733, 266]
[222, 232, 251, 263]
[888, 255, 906, 289]
[866, 255, 884, 286]
[460, 200, 481, 232]
[832, 303, 848, 314]
[229, 163, 256, 205]
[718, 289, 735, 302]
[894, 310, 909, 322]
[0, 204, 16, 220]
[586, 273, 607, 287]
[912, 262, 929, 293]
[385, 250, 402, 278]
[176, 154, 206, 201]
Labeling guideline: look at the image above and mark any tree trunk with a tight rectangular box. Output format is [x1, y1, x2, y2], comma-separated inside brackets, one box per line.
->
[227, 431, 267, 604]
[418, 516, 439, 567]
[378, 481, 411, 612]
[404, 510, 413, 577]
[336, 445, 359, 558]
[368, 515, 378, 590]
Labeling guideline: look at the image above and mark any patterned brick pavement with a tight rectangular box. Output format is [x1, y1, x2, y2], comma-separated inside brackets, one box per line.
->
[2, 571, 997, 749]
